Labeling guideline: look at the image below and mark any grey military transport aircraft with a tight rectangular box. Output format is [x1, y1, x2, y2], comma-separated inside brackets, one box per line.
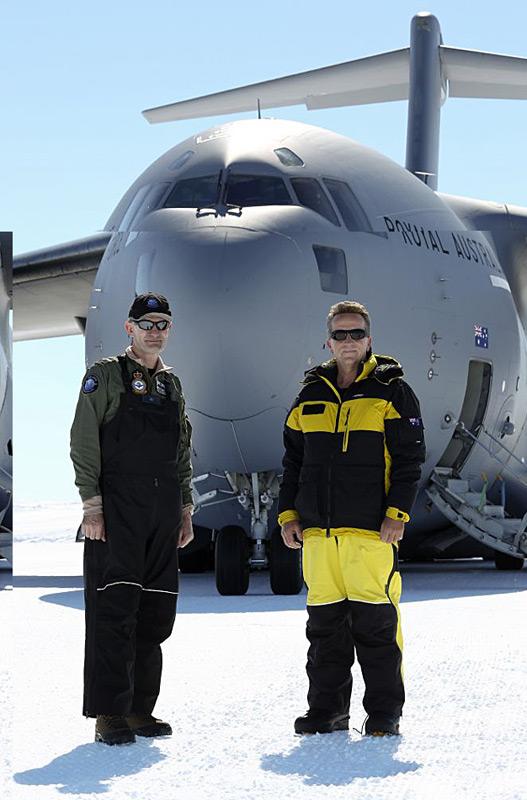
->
[0, 233, 12, 567]
[14, 12, 527, 593]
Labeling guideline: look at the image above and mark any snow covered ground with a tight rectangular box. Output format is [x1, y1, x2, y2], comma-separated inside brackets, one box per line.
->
[5, 503, 527, 800]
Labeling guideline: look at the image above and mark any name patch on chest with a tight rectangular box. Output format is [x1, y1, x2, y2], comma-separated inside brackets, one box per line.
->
[155, 376, 168, 397]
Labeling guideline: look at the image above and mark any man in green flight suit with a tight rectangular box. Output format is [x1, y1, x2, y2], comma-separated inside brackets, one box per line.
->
[70, 293, 194, 745]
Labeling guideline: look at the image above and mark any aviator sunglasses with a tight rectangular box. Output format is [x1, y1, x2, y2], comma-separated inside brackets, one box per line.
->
[330, 328, 368, 341]
[133, 319, 171, 331]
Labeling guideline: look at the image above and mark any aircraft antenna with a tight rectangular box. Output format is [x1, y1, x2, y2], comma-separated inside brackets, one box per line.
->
[257, 98, 261, 119]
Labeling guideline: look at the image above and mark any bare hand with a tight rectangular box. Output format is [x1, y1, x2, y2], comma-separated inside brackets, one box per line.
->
[379, 517, 404, 544]
[82, 512, 106, 542]
[178, 511, 194, 548]
[281, 520, 303, 549]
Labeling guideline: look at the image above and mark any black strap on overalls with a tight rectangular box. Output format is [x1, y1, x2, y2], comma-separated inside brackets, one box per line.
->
[100, 356, 181, 480]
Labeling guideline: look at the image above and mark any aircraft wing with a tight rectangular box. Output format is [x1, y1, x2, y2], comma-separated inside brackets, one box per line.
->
[143, 49, 411, 123]
[143, 46, 527, 124]
[14, 233, 110, 341]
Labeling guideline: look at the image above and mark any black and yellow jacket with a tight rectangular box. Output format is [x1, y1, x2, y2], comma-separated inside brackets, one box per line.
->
[277, 354, 426, 534]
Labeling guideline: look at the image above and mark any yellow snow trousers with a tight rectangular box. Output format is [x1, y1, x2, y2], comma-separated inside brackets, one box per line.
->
[301, 529, 404, 719]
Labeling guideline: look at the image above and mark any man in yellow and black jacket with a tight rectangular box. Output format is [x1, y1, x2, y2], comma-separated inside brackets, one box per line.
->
[277, 300, 426, 737]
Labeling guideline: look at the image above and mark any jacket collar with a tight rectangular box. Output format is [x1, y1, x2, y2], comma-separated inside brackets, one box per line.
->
[125, 345, 173, 376]
[303, 353, 403, 389]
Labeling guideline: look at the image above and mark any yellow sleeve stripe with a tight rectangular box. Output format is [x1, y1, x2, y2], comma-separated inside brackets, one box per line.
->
[386, 506, 410, 523]
[286, 406, 302, 431]
[278, 510, 300, 525]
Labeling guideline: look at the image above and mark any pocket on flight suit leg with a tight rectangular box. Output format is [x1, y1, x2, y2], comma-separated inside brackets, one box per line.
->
[302, 534, 347, 606]
[339, 533, 397, 605]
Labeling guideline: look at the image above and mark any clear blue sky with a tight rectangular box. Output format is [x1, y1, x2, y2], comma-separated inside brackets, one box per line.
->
[6, 0, 527, 502]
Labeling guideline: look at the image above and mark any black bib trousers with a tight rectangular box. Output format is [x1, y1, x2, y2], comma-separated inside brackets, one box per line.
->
[83, 357, 183, 718]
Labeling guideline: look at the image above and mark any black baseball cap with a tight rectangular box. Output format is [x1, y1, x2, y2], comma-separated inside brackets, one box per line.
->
[128, 293, 172, 322]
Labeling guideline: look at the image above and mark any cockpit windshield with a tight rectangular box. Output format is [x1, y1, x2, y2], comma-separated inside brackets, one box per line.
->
[225, 175, 292, 207]
[164, 175, 219, 209]
[164, 173, 292, 209]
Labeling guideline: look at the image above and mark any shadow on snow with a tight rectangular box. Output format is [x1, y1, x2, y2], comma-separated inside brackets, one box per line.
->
[13, 740, 166, 795]
[17, 561, 527, 613]
[261, 733, 421, 785]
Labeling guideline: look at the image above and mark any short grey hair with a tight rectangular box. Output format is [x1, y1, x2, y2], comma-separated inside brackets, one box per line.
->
[327, 300, 371, 336]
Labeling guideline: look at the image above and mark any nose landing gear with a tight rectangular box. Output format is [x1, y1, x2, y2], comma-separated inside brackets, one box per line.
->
[208, 472, 304, 596]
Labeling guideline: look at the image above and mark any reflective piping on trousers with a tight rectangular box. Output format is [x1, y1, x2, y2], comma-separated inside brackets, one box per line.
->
[96, 580, 178, 595]
[306, 597, 347, 607]
[347, 596, 391, 605]
[385, 544, 398, 608]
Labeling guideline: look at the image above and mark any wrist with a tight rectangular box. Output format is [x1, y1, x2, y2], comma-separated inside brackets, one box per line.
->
[385, 506, 410, 523]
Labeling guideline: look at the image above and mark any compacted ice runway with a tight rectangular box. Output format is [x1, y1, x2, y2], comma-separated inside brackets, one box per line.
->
[4, 503, 527, 800]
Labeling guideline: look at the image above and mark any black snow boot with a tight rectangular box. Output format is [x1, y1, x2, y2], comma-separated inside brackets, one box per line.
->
[294, 710, 349, 735]
[126, 713, 173, 738]
[364, 715, 400, 736]
[95, 715, 135, 745]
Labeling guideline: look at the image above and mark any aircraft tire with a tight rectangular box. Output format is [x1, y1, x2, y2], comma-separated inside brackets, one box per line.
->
[269, 526, 303, 595]
[494, 550, 524, 571]
[215, 525, 249, 595]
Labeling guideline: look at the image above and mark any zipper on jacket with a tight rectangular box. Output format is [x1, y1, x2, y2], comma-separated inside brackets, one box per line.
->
[342, 407, 351, 452]
[154, 477, 159, 488]
[326, 461, 332, 537]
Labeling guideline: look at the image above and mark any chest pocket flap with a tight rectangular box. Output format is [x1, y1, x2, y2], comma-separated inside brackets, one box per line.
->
[300, 401, 336, 433]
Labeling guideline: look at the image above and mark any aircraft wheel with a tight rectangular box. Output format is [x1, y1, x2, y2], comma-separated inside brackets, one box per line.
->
[494, 550, 524, 571]
[215, 526, 249, 595]
[269, 526, 303, 595]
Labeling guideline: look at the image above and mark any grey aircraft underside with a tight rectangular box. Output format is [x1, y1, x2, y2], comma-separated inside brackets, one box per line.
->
[14, 13, 527, 592]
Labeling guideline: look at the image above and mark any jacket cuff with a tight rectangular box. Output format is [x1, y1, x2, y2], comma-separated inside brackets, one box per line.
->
[385, 506, 410, 523]
[278, 509, 300, 526]
[82, 495, 103, 515]
[182, 490, 194, 507]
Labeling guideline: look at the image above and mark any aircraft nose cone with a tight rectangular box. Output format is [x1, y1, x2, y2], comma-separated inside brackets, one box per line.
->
[155, 226, 309, 418]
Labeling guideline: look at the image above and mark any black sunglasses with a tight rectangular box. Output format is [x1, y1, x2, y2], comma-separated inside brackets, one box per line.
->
[330, 328, 368, 341]
[133, 319, 171, 331]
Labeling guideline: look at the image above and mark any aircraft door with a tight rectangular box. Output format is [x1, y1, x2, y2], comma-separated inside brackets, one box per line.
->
[437, 359, 492, 473]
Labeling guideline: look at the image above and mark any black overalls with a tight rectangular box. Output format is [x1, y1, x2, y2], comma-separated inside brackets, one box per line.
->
[83, 357, 182, 718]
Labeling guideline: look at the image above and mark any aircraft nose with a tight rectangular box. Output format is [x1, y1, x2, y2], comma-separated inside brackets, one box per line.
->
[150, 226, 309, 418]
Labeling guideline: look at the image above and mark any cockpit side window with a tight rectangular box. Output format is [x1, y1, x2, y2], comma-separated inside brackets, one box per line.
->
[313, 245, 348, 294]
[225, 175, 292, 207]
[290, 178, 340, 226]
[323, 179, 372, 232]
[120, 183, 172, 231]
[165, 175, 219, 208]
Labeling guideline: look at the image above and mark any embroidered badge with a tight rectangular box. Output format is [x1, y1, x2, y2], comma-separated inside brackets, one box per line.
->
[131, 371, 147, 395]
[147, 297, 159, 309]
[155, 376, 167, 396]
[408, 417, 422, 427]
[82, 375, 98, 394]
